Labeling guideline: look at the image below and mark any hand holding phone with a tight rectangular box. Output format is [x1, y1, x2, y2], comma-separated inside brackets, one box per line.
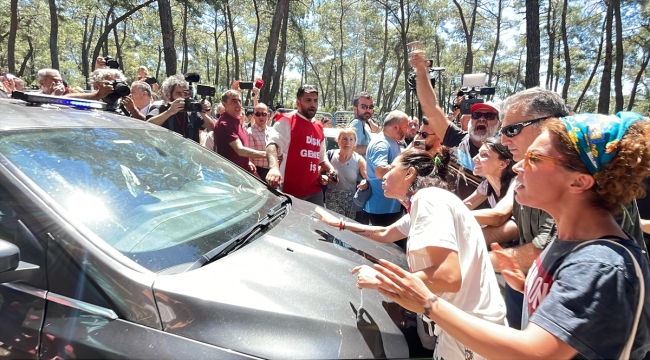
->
[414, 140, 426, 150]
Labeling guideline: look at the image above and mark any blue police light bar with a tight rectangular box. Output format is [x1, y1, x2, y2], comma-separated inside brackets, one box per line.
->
[11, 91, 106, 110]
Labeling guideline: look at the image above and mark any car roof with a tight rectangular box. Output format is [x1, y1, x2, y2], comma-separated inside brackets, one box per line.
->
[0, 98, 165, 132]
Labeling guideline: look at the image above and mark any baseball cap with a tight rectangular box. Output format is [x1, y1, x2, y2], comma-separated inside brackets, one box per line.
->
[470, 101, 500, 114]
[297, 84, 318, 97]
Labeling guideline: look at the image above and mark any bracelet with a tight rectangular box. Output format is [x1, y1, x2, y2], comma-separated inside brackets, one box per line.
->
[338, 218, 343, 231]
[342, 220, 346, 231]
[423, 295, 439, 318]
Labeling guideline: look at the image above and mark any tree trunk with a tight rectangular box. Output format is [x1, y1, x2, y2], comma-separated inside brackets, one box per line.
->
[560, 0, 570, 100]
[525, 0, 541, 88]
[376, 7, 389, 110]
[17, 37, 33, 77]
[8, 0, 18, 73]
[399, 0, 411, 111]
[488, 0, 503, 90]
[158, 0, 177, 77]
[339, 0, 347, 107]
[260, 0, 288, 103]
[545, 0, 555, 89]
[250, 0, 260, 85]
[112, 15, 125, 71]
[223, 6, 230, 86]
[575, 17, 606, 111]
[598, 0, 614, 114]
[82, 15, 97, 89]
[270, 2, 290, 105]
[182, 1, 188, 73]
[452, 0, 477, 75]
[361, 46, 367, 92]
[226, 1, 240, 81]
[213, 12, 221, 87]
[94, 2, 153, 66]
[47, 0, 59, 70]
[155, 45, 162, 81]
[613, 0, 624, 112]
[626, 52, 649, 111]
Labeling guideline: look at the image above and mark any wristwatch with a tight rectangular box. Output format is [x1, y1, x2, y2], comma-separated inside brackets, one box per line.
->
[423, 294, 438, 318]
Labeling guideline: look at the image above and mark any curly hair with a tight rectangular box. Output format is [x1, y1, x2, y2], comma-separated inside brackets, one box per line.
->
[397, 148, 454, 194]
[544, 118, 650, 212]
[161, 74, 188, 100]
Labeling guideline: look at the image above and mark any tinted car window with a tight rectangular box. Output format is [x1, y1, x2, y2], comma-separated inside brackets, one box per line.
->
[0, 128, 284, 272]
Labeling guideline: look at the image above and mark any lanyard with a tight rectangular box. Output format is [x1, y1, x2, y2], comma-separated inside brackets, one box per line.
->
[174, 112, 187, 138]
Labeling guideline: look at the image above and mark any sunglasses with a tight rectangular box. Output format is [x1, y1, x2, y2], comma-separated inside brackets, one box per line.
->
[471, 112, 498, 120]
[524, 151, 576, 171]
[358, 104, 374, 110]
[416, 131, 431, 138]
[254, 112, 268, 117]
[500, 117, 548, 138]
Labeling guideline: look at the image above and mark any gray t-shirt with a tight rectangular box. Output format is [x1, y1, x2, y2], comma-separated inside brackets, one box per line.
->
[327, 150, 360, 193]
[522, 237, 650, 359]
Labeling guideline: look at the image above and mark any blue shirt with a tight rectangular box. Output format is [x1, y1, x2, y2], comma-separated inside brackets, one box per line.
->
[350, 118, 371, 146]
[364, 133, 402, 214]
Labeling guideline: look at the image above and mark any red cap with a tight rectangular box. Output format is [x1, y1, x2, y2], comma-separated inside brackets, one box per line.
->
[470, 102, 500, 114]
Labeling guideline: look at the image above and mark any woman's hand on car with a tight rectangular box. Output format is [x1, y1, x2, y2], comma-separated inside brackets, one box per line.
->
[314, 207, 338, 227]
[351, 265, 383, 290]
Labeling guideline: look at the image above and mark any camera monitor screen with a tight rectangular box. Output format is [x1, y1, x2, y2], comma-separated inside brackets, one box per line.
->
[462, 73, 487, 88]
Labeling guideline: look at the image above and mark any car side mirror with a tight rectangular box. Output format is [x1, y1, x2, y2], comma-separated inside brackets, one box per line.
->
[0, 239, 39, 284]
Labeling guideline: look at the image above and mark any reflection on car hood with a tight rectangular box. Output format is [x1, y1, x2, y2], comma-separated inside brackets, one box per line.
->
[152, 198, 411, 359]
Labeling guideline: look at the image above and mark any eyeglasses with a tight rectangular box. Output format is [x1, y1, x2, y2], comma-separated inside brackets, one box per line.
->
[524, 151, 575, 171]
[500, 117, 548, 138]
[358, 104, 375, 110]
[471, 112, 498, 120]
[416, 131, 431, 138]
[254, 112, 268, 117]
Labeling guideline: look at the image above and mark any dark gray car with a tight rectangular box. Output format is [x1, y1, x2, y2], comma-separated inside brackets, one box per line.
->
[0, 97, 424, 359]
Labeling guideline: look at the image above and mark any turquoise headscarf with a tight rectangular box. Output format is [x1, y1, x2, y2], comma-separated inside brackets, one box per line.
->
[561, 111, 643, 179]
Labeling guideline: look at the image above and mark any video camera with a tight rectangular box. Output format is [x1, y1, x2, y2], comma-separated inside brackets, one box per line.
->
[184, 72, 215, 112]
[103, 56, 120, 69]
[456, 73, 495, 114]
[104, 80, 130, 105]
[407, 60, 445, 93]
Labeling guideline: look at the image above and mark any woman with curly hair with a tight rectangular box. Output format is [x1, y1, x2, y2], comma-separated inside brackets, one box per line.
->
[315, 148, 506, 359]
[369, 112, 650, 359]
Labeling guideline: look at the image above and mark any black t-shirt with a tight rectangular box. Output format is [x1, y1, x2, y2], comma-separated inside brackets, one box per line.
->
[637, 178, 650, 247]
[442, 122, 486, 207]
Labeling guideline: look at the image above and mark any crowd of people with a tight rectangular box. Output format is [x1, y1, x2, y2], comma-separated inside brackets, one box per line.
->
[2, 49, 650, 359]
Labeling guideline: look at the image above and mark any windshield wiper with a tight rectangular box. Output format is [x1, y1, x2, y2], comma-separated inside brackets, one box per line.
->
[184, 201, 289, 272]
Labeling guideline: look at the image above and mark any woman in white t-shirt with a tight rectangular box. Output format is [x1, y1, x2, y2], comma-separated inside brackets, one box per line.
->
[315, 149, 506, 360]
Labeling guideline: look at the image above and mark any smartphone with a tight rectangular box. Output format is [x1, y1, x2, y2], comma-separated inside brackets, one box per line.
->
[414, 140, 426, 150]
[239, 81, 254, 90]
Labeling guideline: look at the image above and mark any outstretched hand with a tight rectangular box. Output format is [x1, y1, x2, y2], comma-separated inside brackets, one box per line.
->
[372, 259, 433, 315]
[491, 243, 526, 292]
[314, 207, 338, 227]
[351, 265, 382, 290]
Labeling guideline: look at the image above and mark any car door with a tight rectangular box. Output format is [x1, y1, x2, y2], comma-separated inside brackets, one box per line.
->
[0, 184, 48, 359]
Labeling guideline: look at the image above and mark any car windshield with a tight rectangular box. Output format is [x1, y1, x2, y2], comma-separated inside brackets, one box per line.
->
[0, 127, 284, 272]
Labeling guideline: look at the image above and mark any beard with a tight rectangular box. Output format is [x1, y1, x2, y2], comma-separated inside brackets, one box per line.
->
[469, 121, 500, 142]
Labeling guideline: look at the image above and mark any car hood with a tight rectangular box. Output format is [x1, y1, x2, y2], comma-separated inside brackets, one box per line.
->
[152, 197, 413, 359]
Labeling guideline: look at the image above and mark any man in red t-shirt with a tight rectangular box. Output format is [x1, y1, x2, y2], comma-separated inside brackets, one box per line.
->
[265, 85, 336, 206]
[215, 90, 266, 173]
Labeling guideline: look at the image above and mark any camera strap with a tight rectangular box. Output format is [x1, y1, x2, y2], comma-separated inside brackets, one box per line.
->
[174, 112, 188, 138]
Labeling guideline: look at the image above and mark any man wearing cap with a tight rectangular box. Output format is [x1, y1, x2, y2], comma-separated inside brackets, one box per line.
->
[265, 85, 336, 206]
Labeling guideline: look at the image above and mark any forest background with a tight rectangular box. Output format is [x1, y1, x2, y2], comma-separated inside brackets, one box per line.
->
[1, 0, 649, 116]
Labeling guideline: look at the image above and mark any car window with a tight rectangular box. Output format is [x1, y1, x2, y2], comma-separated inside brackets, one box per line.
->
[0, 128, 284, 272]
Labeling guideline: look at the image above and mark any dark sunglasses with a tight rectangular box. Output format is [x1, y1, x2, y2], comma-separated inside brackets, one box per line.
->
[254, 112, 268, 117]
[500, 117, 548, 138]
[471, 112, 498, 120]
[416, 131, 431, 138]
[359, 104, 374, 110]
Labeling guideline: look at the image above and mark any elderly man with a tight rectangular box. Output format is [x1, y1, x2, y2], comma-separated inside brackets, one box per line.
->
[66, 68, 127, 108]
[215, 90, 266, 173]
[37, 68, 66, 95]
[265, 85, 335, 206]
[349, 91, 380, 156]
[147, 74, 214, 142]
[247, 103, 272, 179]
[411, 52, 500, 206]
[122, 81, 153, 120]
[363, 110, 409, 226]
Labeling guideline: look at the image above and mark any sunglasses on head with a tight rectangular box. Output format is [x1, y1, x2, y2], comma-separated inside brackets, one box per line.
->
[500, 117, 548, 138]
[359, 104, 374, 110]
[471, 112, 498, 120]
[416, 131, 431, 138]
[254, 112, 268, 117]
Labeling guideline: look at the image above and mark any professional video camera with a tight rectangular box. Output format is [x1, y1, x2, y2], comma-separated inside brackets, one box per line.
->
[407, 59, 445, 93]
[456, 73, 496, 114]
[103, 56, 120, 69]
[183, 72, 212, 112]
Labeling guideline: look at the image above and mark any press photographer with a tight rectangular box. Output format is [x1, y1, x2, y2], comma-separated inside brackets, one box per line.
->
[146, 74, 214, 142]
[66, 68, 130, 111]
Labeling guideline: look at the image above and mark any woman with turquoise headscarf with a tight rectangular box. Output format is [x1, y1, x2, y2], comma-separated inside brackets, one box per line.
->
[356, 112, 650, 359]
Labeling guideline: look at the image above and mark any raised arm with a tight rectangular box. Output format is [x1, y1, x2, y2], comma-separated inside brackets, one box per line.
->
[410, 51, 452, 141]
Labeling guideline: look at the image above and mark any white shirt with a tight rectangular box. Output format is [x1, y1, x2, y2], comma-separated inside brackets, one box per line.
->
[266, 111, 326, 184]
[394, 187, 506, 360]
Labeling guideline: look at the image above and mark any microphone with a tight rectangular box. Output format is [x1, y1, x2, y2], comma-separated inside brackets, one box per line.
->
[431, 67, 446, 72]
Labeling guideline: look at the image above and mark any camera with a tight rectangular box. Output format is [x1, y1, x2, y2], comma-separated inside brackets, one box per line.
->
[103, 80, 130, 104]
[328, 171, 339, 183]
[103, 56, 120, 69]
[184, 99, 203, 112]
[457, 74, 495, 114]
